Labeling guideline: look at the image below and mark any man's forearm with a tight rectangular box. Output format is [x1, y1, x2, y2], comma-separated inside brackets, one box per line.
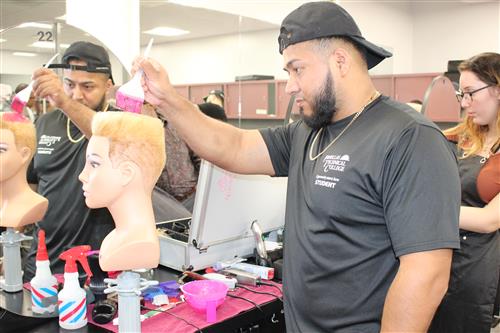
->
[381, 250, 451, 332]
[157, 95, 273, 175]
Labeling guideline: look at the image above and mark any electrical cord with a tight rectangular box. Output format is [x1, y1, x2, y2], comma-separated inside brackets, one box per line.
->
[141, 305, 203, 332]
[236, 283, 283, 302]
[258, 281, 283, 294]
[226, 294, 264, 314]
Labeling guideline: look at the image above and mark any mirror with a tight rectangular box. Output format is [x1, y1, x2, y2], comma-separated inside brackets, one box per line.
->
[0, 2, 281, 128]
[1, 1, 498, 126]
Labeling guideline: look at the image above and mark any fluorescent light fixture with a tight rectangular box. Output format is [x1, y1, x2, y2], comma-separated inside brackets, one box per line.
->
[13, 52, 37, 57]
[167, 0, 203, 6]
[144, 26, 189, 37]
[30, 41, 55, 49]
[18, 22, 53, 29]
[30, 41, 70, 49]
[0, 39, 6, 43]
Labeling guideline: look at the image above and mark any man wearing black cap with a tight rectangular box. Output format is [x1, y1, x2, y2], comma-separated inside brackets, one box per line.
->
[134, 2, 460, 332]
[25, 41, 118, 280]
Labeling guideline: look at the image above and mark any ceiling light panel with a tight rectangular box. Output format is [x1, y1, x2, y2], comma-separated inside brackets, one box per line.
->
[18, 22, 53, 29]
[13, 52, 37, 57]
[30, 41, 70, 49]
[143, 26, 189, 37]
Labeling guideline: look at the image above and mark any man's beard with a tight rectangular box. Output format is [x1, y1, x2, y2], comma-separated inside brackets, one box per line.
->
[300, 71, 337, 130]
[93, 95, 107, 112]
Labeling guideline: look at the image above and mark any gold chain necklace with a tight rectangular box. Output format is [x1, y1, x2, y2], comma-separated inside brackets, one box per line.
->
[478, 136, 500, 163]
[309, 91, 380, 161]
[66, 104, 109, 143]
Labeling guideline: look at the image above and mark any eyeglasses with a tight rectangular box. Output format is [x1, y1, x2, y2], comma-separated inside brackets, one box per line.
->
[455, 85, 492, 103]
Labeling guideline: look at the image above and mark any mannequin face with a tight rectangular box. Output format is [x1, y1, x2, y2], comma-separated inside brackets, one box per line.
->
[79, 135, 124, 208]
[0, 129, 28, 182]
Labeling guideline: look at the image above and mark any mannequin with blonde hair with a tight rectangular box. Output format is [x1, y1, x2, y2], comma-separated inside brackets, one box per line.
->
[79, 111, 165, 271]
[0, 112, 48, 228]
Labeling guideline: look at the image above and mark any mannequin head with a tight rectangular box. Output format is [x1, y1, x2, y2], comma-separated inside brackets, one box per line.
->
[0, 113, 35, 181]
[79, 111, 165, 208]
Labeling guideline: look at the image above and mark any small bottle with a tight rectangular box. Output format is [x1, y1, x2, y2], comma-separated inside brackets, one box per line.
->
[30, 229, 58, 314]
[58, 245, 93, 330]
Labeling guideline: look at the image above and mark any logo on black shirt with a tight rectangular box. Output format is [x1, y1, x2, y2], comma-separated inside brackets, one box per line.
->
[38, 135, 61, 155]
[314, 154, 350, 189]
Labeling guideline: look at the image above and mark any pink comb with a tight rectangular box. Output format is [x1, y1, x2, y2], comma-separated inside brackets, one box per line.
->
[11, 53, 59, 114]
[116, 38, 153, 113]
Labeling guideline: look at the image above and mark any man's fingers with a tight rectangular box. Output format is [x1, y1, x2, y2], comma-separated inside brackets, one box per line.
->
[32, 67, 53, 79]
[33, 79, 61, 98]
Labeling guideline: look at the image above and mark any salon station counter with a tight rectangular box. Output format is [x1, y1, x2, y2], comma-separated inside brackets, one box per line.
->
[0, 266, 285, 333]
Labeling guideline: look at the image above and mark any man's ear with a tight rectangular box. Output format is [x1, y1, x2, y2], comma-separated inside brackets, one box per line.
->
[117, 161, 139, 187]
[104, 78, 113, 98]
[19, 147, 32, 165]
[330, 47, 351, 77]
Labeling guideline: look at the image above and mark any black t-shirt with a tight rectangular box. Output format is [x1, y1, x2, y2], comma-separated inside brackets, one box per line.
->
[25, 109, 116, 281]
[260, 96, 461, 332]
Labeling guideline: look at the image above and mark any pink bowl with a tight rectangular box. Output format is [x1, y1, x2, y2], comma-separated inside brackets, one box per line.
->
[181, 280, 228, 322]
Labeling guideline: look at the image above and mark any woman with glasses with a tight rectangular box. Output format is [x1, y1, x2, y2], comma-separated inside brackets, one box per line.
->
[430, 52, 500, 333]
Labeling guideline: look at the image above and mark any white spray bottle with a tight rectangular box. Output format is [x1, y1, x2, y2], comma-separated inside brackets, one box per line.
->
[30, 229, 58, 313]
[58, 245, 93, 330]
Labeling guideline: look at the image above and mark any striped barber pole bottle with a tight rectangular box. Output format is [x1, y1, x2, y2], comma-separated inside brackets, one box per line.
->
[30, 230, 58, 314]
[58, 245, 92, 330]
[31, 283, 58, 313]
[58, 295, 87, 329]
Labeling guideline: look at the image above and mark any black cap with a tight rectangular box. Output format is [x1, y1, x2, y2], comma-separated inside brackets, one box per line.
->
[278, 1, 392, 69]
[203, 89, 224, 102]
[198, 102, 227, 122]
[50, 41, 114, 83]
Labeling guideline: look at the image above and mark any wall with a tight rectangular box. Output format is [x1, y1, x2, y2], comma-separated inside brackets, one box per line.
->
[342, 2, 413, 75]
[0, 73, 31, 90]
[412, 1, 499, 73]
[0, 51, 48, 75]
[2, 2, 499, 86]
[149, 29, 282, 85]
[148, 2, 415, 84]
[147, 1, 499, 82]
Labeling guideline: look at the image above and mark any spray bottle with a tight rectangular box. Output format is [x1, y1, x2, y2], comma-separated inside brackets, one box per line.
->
[58, 245, 93, 330]
[30, 229, 58, 313]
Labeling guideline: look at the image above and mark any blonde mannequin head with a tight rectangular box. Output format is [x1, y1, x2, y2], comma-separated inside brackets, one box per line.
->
[91, 111, 166, 189]
[0, 113, 48, 228]
[0, 112, 36, 161]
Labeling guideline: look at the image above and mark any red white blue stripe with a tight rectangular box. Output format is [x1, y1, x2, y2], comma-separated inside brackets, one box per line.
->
[31, 284, 58, 309]
[58, 298, 87, 324]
